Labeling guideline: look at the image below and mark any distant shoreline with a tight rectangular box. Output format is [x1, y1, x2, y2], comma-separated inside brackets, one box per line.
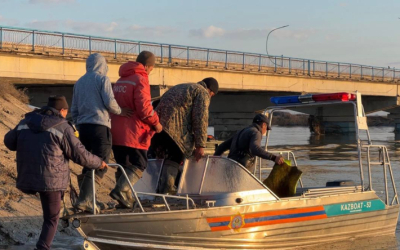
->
[271, 112, 393, 127]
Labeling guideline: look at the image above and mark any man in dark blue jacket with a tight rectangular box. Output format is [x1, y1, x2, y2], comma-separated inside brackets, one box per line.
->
[4, 96, 107, 250]
[214, 114, 284, 172]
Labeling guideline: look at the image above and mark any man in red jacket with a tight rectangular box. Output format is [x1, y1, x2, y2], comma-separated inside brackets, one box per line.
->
[110, 51, 162, 208]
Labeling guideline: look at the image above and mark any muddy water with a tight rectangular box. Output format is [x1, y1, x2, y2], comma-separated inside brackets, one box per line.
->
[267, 126, 400, 249]
[5, 126, 400, 249]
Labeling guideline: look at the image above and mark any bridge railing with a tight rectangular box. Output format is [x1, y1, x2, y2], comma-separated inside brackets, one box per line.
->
[0, 26, 399, 82]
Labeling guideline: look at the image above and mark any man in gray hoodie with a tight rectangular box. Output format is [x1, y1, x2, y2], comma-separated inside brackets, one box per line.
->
[71, 53, 132, 212]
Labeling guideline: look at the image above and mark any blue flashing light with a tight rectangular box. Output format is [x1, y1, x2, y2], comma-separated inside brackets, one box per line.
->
[270, 95, 301, 105]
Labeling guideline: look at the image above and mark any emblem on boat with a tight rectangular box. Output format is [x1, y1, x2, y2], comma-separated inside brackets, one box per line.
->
[229, 212, 245, 232]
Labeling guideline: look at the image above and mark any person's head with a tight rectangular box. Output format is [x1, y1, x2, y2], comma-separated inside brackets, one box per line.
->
[201, 77, 219, 97]
[253, 114, 270, 135]
[47, 95, 69, 118]
[86, 53, 108, 75]
[136, 51, 156, 74]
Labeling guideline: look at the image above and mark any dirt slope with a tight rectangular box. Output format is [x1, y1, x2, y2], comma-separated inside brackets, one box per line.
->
[0, 84, 118, 248]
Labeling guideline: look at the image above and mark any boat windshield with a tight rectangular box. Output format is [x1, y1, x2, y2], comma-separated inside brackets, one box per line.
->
[177, 156, 276, 197]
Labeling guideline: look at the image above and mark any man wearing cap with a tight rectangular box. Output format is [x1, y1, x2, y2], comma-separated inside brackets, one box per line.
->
[4, 96, 107, 250]
[214, 114, 284, 172]
[151, 77, 219, 194]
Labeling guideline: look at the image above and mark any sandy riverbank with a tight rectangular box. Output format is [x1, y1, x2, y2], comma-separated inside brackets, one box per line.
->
[0, 84, 122, 248]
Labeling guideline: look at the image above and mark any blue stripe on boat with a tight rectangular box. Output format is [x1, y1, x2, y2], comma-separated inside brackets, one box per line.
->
[209, 221, 230, 227]
[244, 210, 326, 224]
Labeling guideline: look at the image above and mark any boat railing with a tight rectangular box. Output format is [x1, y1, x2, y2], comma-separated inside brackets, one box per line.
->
[90, 163, 197, 215]
[363, 144, 399, 206]
[255, 151, 304, 188]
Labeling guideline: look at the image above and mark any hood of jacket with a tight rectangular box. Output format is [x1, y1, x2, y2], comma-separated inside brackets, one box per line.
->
[86, 53, 108, 75]
[251, 123, 262, 133]
[25, 107, 67, 133]
[119, 61, 147, 78]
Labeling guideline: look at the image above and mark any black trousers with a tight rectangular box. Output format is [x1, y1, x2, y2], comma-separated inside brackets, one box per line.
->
[78, 124, 111, 178]
[36, 191, 64, 250]
[112, 146, 148, 179]
[148, 131, 184, 164]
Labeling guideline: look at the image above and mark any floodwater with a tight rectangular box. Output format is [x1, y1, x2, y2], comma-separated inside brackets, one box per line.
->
[5, 126, 400, 249]
[267, 126, 400, 249]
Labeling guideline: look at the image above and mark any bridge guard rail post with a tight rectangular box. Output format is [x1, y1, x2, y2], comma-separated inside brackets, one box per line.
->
[187, 47, 189, 65]
[225, 51, 228, 69]
[326, 62, 328, 77]
[206, 49, 209, 67]
[32, 30, 35, 52]
[168, 45, 171, 64]
[62, 34, 65, 55]
[350, 64, 352, 78]
[394, 68, 396, 81]
[160, 45, 163, 63]
[114, 39, 117, 59]
[372, 67, 374, 80]
[89, 37, 92, 55]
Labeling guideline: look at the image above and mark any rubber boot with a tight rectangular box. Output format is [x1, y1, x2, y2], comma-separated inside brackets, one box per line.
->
[77, 174, 106, 211]
[159, 160, 180, 194]
[74, 173, 104, 213]
[109, 167, 142, 209]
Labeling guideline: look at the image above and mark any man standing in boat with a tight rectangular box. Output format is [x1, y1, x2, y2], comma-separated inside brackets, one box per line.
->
[151, 77, 219, 194]
[214, 114, 284, 172]
[71, 53, 132, 212]
[110, 51, 163, 208]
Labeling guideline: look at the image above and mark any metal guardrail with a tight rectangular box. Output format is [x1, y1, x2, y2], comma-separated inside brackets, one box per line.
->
[0, 25, 399, 82]
[92, 163, 196, 215]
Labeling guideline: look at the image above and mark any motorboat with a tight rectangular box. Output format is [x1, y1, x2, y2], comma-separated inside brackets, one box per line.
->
[63, 92, 399, 249]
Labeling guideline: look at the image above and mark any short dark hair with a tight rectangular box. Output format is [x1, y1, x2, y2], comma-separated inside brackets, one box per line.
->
[136, 51, 156, 67]
[47, 95, 69, 111]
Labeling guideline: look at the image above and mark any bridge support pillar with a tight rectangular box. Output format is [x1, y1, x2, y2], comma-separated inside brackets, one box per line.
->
[150, 85, 168, 98]
[387, 113, 400, 133]
[309, 116, 356, 134]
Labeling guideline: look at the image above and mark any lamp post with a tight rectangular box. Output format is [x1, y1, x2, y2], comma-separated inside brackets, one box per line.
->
[266, 25, 289, 66]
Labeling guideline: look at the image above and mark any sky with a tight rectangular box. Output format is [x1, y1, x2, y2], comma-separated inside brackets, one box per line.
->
[0, 0, 399, 67]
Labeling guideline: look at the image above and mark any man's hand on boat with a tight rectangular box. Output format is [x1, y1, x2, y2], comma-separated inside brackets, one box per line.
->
[274, 155, 284, 165]
[194, 147, 205, 162]
[99, 161, 108, 170]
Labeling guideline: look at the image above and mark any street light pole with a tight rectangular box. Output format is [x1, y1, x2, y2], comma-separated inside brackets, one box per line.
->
[266, 25, 289, 66]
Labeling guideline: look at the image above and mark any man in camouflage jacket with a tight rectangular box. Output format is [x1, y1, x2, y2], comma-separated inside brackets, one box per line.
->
[152, 77, 219, 194]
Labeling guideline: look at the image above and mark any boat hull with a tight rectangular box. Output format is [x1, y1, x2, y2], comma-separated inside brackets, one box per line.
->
[75, 192, 399, 249]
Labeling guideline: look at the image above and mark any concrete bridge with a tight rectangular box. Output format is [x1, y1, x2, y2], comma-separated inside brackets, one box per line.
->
[1, 26, 400, 138]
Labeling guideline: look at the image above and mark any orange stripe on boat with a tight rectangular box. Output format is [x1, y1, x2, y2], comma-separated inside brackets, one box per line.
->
[210, 225, 230, 232]
[206, 216, 231, 223]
